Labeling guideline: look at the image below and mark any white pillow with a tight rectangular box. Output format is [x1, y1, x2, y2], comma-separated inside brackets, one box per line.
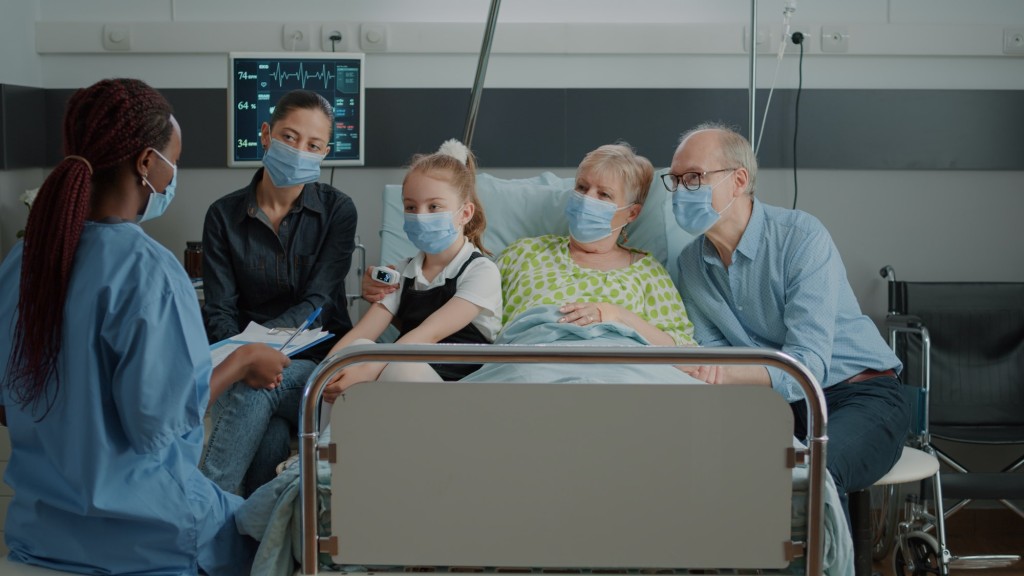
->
[380, 170, 694, 285]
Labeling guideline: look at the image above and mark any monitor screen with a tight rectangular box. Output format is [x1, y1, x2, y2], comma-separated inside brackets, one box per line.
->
[228, 52, 365, 167]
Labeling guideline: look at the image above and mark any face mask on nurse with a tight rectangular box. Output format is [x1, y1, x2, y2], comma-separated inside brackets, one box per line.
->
[138, 148, 177, 223]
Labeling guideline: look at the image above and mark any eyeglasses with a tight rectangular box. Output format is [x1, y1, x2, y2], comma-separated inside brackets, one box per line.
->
[661, 168, 737, 192]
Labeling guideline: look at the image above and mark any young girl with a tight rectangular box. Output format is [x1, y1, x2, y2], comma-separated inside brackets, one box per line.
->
[321, 139, 501, 403]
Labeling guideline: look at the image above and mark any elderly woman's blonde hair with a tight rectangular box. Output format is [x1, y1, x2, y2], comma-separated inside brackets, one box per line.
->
[576, 142, 654, 206]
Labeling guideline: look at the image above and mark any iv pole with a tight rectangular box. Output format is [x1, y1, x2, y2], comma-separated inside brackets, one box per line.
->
[463, 0, 503, 148]
[749, 0, 758, 149]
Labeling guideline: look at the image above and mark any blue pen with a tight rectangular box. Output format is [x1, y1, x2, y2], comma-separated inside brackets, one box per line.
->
[279, 306, 322, 351]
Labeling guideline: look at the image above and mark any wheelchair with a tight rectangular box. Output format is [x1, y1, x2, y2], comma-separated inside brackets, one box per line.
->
[870, 266, 1024, 576]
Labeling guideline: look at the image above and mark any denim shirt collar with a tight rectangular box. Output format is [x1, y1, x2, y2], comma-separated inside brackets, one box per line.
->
[734, 197, 763, 262]
[234, 168, 326, 225]
[699, 197, 763, 267]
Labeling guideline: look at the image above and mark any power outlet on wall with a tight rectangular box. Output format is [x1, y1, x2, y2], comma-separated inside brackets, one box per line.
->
[784, 26, 812, 54]
[360, 23, 389, 53]
[321, 23, 353, 52]
[821, 25, 849, 53]
[1004, 28, 1024, 55]
[742, 26, 775, 54]
[282, 24, 312, 51]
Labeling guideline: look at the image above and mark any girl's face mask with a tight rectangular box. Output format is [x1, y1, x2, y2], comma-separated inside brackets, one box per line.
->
[403, 210, 462, 254]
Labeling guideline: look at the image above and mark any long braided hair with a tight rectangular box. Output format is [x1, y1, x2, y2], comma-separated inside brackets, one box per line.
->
[6, 78, 174, 417]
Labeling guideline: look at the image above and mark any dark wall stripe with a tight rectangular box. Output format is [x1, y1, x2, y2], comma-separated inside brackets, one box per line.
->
[1, 85, 47, 169]
[4, 84, 1023, 171]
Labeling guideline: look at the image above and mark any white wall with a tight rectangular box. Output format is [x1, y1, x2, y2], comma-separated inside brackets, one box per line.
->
[3, 0, 1024, 316]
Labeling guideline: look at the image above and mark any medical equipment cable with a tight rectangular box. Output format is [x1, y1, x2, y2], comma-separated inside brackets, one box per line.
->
[792, 34, 804, 209]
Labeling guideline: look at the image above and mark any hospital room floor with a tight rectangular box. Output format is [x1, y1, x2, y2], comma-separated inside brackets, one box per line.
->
[873, 508, 1024, 576]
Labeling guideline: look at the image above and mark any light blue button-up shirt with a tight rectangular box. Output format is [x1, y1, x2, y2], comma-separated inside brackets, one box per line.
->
[677, 199, 901, 403]
[0, 222, 247, 574]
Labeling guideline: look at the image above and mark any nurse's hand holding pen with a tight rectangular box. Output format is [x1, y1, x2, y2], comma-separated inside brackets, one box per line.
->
[211, 343, 291, 402]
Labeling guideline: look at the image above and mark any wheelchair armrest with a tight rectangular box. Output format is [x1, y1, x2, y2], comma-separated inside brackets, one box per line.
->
[885, 314, 924, 332]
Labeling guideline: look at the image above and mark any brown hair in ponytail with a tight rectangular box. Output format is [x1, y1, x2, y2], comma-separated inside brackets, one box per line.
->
[402, 140, 489, 255]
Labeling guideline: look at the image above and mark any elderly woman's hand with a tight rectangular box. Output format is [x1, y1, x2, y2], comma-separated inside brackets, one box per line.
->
[558, 301, 616, 326]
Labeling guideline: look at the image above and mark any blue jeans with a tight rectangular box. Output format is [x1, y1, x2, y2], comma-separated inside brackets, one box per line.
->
[790, 376, 911, 525]
[201, 359, 317, 497]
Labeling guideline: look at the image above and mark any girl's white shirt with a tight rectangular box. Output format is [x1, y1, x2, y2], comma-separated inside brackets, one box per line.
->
[379, 241, 502, 341]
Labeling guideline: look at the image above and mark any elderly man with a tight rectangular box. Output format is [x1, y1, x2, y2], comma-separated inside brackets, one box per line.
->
[666, 122, 910, 519]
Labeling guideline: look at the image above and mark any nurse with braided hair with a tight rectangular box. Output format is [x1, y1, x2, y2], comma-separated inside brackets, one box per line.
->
[0, 78, 288, 574]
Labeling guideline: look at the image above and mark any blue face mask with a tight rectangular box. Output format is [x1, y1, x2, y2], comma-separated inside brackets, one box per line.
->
[564, 190, 633, 244]
[403, 211, 461, 254]
[262, 138, 325, 187]
[139, 148, 177, 223]
[671, 175, 737, 236]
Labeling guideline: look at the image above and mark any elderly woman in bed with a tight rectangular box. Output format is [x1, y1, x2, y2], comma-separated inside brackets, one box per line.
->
[368, 143, 696, 347]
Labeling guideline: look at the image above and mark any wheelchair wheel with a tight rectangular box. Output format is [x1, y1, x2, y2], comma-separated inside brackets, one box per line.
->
[869, 483, 900, 560]
[893, 531, 941, 576]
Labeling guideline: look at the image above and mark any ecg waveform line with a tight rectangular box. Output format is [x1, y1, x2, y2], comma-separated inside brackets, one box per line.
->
[266, 62, 336, 90]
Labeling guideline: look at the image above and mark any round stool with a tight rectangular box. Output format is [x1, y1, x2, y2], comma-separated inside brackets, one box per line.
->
[852, 446, 941, 576]
[875, 447, 939, 486]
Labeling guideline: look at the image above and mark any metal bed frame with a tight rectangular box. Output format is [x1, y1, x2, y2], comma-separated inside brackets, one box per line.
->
[296, 344, 829, 576]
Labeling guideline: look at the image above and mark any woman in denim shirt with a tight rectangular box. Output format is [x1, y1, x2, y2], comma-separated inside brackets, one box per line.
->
[200, 90, 357, 496]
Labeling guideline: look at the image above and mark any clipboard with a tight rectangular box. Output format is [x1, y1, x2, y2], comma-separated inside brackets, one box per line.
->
[210, 321, 334, 367]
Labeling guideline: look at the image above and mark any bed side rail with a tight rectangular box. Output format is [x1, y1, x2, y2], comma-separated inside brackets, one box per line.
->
[298, 345, 828, 576]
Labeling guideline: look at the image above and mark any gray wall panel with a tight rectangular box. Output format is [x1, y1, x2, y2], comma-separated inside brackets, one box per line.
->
[0, 85, 47, 170]
[365, 88, 566, 168]
[8, 84, 1024, 171]
[565, 89, 748, 168]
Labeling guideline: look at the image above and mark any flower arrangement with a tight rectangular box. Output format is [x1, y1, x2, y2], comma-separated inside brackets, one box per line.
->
[17, 187, 38, 239]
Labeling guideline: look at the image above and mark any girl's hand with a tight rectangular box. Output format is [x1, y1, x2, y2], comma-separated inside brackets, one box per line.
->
[322, 362, 386, 403]
[558, 301, 616, 326]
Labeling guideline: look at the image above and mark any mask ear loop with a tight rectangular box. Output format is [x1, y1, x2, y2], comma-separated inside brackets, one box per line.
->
[615, 199, 641, 245]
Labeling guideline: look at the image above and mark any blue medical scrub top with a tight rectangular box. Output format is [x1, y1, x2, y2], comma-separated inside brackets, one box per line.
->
[0, 222, 246, 574]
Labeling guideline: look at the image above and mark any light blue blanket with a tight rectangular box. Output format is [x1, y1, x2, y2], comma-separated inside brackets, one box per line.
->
[463, 305, 705, 385]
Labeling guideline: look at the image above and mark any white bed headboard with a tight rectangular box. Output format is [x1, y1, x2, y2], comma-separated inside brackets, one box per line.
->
[380, 169, 695, 286]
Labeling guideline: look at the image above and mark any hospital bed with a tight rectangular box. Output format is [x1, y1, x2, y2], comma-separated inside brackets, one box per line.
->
[244, 172, 855, 576]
